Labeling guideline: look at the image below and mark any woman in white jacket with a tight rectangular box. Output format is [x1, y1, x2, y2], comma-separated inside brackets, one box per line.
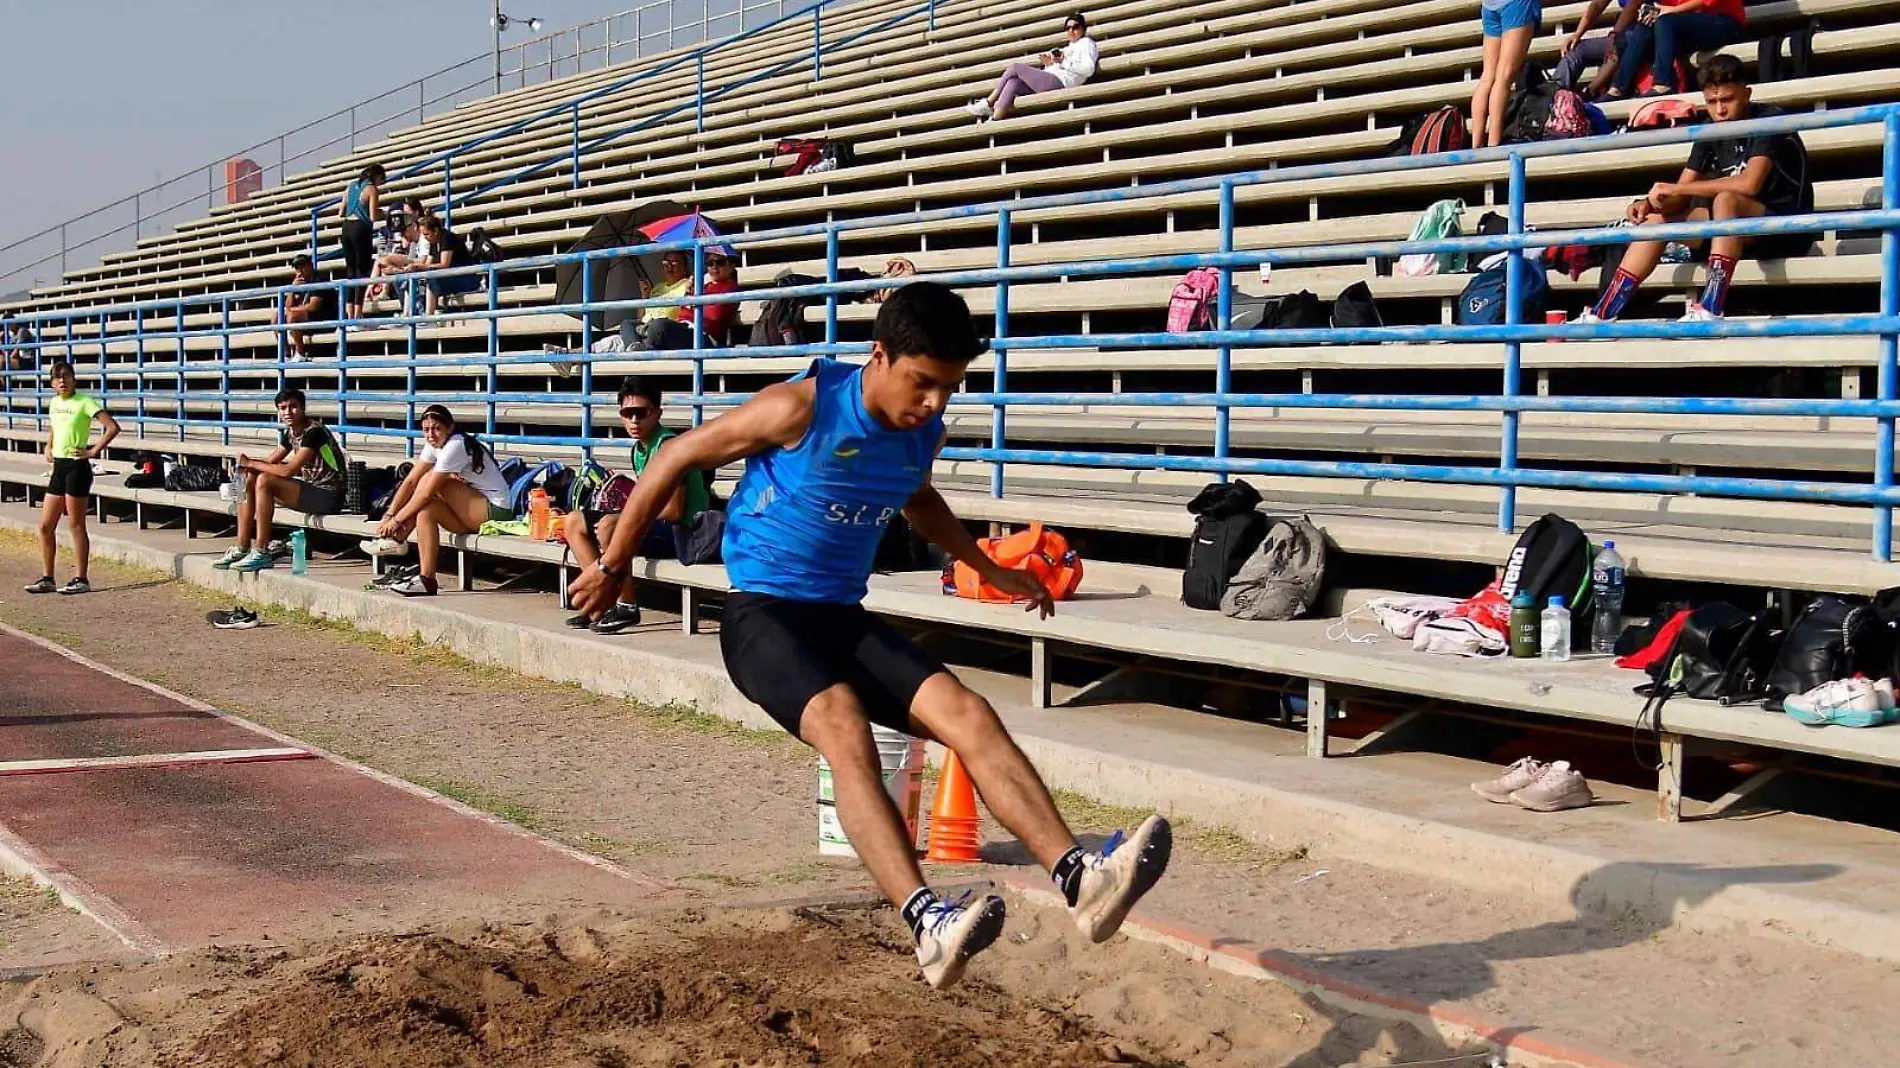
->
[968, 13, 1098, 121]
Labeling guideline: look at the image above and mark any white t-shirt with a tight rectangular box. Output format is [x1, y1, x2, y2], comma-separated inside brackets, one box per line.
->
[409, 235, 433, 260]
[1048, 36, 1099, 89]
[420, 435, 511, 509]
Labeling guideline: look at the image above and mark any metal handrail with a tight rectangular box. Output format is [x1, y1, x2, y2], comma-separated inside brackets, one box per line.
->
[5, 105, 1897, 553]
[0, 0, 808, 296]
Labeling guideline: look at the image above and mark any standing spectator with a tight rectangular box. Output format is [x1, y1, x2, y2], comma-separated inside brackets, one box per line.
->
[1577, 56, 1812, 325]
[337, 163, 386, 322]
[216, 387, 347, 572]
[1605, 0, 1746, 100]
[966, 14, 1098, 121]
[1471, 0, 1543, 148]
[276, 256, 333, 363]
[372, 405, 514, 597]
[1556, 0, 1638, 96]
[560, 378, 710, 633]
[27, 362, 120, 596]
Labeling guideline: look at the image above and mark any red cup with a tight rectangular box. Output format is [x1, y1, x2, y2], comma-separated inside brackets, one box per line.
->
[1545, 308, 1566, 343]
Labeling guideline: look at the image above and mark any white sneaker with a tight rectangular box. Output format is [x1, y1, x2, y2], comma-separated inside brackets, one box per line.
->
[915, 893, 1006, 990]
[1785, 676, 1894, 728]
[965, 98, 994, 119]
[1507, 760, 1596, 812]
[1679, 303, 1721, 323]
[1471, 756, 1548, 804]
[1070, 814, 1173, 943]
[1571, 310, 1605, 325]
[362, 537, 408, 558]
[211, 546, 249, 571]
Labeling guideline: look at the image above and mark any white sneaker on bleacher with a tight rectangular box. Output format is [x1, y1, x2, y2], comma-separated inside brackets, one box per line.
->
[965, 99, 993, 119]
[1678, 303, 1721, 323]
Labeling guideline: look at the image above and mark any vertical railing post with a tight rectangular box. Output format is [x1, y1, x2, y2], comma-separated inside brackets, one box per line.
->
[96, 313, 109, 440]
[418, 81, 426, 125]
[1216, 180, 1235, 483]
[1875, 112, 1900, 559]
[579, 256, 595, 457]
[571, 103, 583, 191]
[993, 208, 1011, 498]
[308, 207, 320, 265]
[929, 0, 936, 32]
[824, 227, 840, 356]
[695, 53, 705, 134]
[813, 6, 823, 81]
[691, 241, 707, 432]
[406, 283, 420, 456]
[219, 298, 232, 447]
[349, 105, 358, 151]
[442, 157, 455, 230]
[486, 266, 501, 439]
[132, 307, 146, 440]
[174, 299, 185, 443]
[330, 281, 346, 427]
[59, 223, 68, 276]
[1499, 152, 1527, 534]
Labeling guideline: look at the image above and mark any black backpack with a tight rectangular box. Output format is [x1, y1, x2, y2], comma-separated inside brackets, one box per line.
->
[1182, 480, 1269, 611]
[1330, 281, 1383, 329]
[1503, 70, 1559, 145]
[1497, 514, 1594, 624]
[1763, 595, 1890, 709]
[465, 227, 504, 266]
[164, 464, 225, 493]
[1639, 602, 1783, 704]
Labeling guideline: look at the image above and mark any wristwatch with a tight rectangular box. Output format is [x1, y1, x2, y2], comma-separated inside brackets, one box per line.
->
[595, 559, 627, 580]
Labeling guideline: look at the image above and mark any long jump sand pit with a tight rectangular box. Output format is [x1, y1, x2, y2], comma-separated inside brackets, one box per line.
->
[0, 900, 1471, 1067]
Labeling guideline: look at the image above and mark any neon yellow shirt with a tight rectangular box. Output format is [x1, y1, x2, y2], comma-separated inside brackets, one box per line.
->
[49, 392, 103, 459]
[642, 276, 691, 323]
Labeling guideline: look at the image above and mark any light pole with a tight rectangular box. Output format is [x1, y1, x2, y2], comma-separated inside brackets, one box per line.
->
[492, 3, 546, 93]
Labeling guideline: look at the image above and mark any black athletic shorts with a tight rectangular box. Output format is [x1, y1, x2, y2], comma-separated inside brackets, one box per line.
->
[47, 458, 93, 498]
[339, 219, 375, 280]
[1689, 197, 1815, 260]
[291, 478, 340, 516]
[719, 592, 947, 738]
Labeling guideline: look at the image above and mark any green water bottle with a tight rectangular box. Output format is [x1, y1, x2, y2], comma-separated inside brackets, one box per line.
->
[1509, 590, 1539, 659]
[290, 529, 308, 577]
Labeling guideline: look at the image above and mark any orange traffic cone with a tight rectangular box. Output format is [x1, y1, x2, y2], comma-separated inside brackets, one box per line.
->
[925, 750, 983, 863]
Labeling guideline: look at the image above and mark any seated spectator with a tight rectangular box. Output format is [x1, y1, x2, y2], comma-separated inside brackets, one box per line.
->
[1577, 56, 1812, 325]
[593, 250, 695, 352]
[3, 321, 33, 374]
[560, 377, 710, 633]
[1471, 0, 1542, 148]
[1604, 0, 1746, 100]
[216, 387, 347, 573]
[410, 215, 482, 315]
[275, 255, 334, 362]
[699, 251, 740, 346]
[966, 14, 1098, 121]
[1556, 0, 1639, 96]
[372, 405, 514, 597]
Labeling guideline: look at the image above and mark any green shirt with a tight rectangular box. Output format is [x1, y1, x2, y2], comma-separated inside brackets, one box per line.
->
[49, 391, 103, 459]
[633, 425, 707, 521]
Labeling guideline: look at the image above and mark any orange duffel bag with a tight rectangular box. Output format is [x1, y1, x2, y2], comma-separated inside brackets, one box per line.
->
[950, 522, 1084, 603]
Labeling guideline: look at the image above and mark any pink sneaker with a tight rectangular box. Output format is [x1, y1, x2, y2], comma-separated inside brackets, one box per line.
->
[1471, 757, 1547, 804]
[1508, 761, 1595, 812]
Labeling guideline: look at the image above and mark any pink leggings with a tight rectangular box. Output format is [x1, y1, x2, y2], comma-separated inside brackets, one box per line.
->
[995, 62, 1063, 112]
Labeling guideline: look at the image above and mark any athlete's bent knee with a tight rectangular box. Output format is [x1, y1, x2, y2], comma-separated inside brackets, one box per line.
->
[799, 686, 871, 748]
[1709, 191, 1755, 218]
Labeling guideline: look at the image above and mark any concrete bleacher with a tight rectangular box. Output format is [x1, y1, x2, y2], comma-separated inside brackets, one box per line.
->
[5, 0, 1900, 815]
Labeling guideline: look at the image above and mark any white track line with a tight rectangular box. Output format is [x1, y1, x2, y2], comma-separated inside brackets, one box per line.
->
[0, 747, 311, 776]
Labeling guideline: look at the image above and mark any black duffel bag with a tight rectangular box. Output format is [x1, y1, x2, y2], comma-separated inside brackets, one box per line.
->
[1763, 595, 1890, 711]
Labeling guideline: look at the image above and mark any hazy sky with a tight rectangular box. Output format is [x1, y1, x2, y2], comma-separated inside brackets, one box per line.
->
[0, 0, 729, 266]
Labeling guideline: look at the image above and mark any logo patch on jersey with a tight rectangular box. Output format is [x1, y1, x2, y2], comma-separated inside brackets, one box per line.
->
[831, 444, 862, 459]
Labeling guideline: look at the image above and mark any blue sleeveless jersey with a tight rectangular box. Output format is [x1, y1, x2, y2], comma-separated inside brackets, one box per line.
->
[723, 359, 942, 603]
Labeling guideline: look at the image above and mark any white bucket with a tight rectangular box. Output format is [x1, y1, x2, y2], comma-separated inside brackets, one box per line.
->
[817, 725, 926, 857]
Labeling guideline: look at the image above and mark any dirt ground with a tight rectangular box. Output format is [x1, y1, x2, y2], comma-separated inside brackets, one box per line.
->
[2, 536, 1899, 1066]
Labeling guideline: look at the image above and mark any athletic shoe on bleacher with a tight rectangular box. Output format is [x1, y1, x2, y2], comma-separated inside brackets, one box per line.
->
[565, 612, 594, 629]
[212, 546, 248, 570]
[1470, 756, 1548, 803]
[915, 892, 1006, 990]
[1508, 761, 1595, 811]
[230, 549, 274, 572]
[362, 537, 408, 558]
[207, 607, 261, 630]
[1679, 304, 1722, 323]
[1785, 677, 1895, 728]
[388, 574, 438, 597]
[1071, 813, 1173, 943]
[965, 98, 993, 119]
[591, 602, 642, 633]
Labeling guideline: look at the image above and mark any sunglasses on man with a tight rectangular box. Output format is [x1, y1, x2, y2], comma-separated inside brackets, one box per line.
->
[620, 405, 656, 420]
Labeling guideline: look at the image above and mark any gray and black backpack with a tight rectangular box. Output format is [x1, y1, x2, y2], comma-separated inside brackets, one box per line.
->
[1220, 516, 1328, 622]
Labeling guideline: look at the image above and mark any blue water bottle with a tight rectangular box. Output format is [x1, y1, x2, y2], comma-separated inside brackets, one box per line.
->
[290, 529, 308, 576]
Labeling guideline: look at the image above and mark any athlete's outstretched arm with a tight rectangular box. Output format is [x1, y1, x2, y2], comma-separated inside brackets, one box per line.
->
[905, 478, 1054, 618]
[567, 379, 814, 615]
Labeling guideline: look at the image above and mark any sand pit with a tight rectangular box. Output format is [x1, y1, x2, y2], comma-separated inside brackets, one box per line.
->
[0, 901, 1469, 1068]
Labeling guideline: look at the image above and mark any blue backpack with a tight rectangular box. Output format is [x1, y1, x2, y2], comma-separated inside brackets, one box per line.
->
[1456, 256, 1551, 326]
[506, 459, 567, 516]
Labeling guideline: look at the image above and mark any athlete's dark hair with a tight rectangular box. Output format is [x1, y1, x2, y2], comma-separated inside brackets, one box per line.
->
[618, 377, 661, 406]
[873, 281, 986, 363]
[419, 404, 492, 474]
[289, 254, 315, 274]
[1064, 12, 1087, 31]
[273, 387, 307, 407]
[49, 360, 74, 379]
[1697, 53, 1747, 90]
[359, 163, 388, 185]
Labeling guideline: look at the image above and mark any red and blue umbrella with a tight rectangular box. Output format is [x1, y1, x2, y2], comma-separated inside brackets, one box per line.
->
[637, 211, 734, 258]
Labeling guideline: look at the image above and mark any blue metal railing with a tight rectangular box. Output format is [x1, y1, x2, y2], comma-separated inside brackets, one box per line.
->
[304, 0, 934, 261]
[4, 104, 1899, 560]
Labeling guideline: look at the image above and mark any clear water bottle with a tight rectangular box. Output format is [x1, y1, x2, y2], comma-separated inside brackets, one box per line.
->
[1541, 596, 1572, 663]
[1590, 540, 1626, 654]
[290, 529, 308, 576]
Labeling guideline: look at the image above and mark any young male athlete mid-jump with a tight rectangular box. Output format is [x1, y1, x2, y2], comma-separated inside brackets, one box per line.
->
[569, 282, 1171, 989]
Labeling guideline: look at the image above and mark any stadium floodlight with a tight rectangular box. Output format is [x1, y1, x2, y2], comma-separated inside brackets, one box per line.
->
[492, 1, 549, 92]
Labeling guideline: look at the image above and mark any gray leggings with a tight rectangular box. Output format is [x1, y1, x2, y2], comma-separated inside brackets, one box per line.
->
[995, 62, 1063, 112]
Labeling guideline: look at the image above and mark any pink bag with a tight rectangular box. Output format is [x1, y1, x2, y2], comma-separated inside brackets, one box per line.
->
[1166, 268, 1222, 333]
[1545, 89, 1592, 139]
